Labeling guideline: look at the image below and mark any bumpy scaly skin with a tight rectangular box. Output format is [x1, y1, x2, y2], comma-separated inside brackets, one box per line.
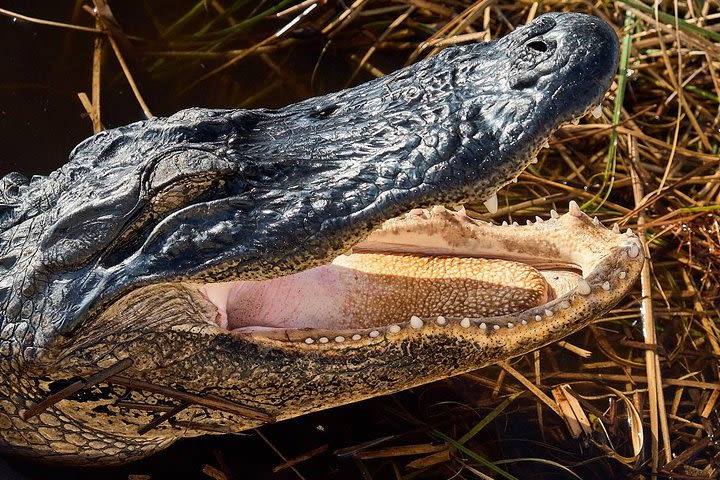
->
[0, 13, 621, 464]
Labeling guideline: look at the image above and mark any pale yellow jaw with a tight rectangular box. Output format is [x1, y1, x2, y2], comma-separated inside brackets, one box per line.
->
[331, 253, 549, 328]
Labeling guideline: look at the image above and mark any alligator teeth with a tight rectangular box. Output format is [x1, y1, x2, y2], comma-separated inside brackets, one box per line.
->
[352, 334, 362, 341]
[436, 316, 447, 326]
[535, 216, 543, 223]
[612, 223, 620, 233]
[410, 316, 423, 329]
[389, 324, 401, 333]
[568, 200, 582, 218]
[483, 194, 498, 214]
[576, 279, 591, 295]
[460, 318, 471, 328]
[542, 140, 550, 149]
[572, 118, 580, 125]
[591, 104, 603, 118]
[369, 330, 380, 338]
[550, 209, 559, 219]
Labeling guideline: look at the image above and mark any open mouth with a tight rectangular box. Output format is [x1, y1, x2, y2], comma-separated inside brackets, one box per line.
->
[191, 201, 643, 346]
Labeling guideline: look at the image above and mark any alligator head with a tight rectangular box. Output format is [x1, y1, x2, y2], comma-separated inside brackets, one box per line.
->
[0, 13, 637, 464]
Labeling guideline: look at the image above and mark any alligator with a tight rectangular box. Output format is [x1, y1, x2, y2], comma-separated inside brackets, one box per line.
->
[0, 13, 640, 465]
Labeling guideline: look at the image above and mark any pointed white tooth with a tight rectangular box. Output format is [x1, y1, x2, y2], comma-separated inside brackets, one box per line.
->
[619, 271, 627, 279]
[550, 209, 559, 219]
[460, 318, 471, 328]
[576, 279, 591, 295]
[521, 319, 527, 325]
[352, 334, 362, 341]
[436, 316, 447, 326]
[568, 200, 582, 217]
[542, 140, 550, 149]
[544, 309, 554, 317]
[319, 337, 329, 344]
[535, 216, 544, 223]
[479, 322, 487, 330]
[431, 205, 446, 215]
[628, 244, 640, 258]
[526, 219, 533, 225]
[602, 281, 611, 291]
[501, 220, 509, 226]
[305, 338, 315, 344]
[625, 228, 634, 236]
[335, 336, 345, 343]
[592, 104, 603, 118]
[389, 324, 401, 333]
[410, 316, 424, 329]
[369, 330, 380, 338]
[572, 117, 580, 125]
[535, 315, 542, 321]
[560, 301, 571, 309]
[530, 156, 538, 164]
[593, 216, 602, 226]
[493, 324, 500, 330]
[512, 221, 519, 226]
[483, 193, 498, 214]
[507, 322, 514, 328]
[511, 176, 518, 183]
[612, 223, 620, 233]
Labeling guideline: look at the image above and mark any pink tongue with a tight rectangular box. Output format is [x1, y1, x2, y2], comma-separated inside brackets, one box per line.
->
[198, 253, 549, 332]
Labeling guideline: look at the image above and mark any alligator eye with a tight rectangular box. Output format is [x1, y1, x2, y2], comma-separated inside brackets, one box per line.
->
[527, 40, 548, 52]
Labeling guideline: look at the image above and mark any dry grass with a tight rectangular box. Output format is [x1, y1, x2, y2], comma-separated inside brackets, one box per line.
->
[3, 0, 720, 478]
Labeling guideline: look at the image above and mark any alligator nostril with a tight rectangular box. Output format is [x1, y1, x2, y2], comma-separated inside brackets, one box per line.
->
[527, 40, 548, 52]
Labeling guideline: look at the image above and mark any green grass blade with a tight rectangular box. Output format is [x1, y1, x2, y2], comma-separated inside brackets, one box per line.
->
[618, 0, 720, 42]
[457, 392, 523, 445]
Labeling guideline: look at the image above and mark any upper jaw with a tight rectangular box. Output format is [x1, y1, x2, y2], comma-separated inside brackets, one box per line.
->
[227, 201, 643, 351]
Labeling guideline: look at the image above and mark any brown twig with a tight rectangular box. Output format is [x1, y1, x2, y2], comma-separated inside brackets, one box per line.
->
[23, 358, 133, 420]
[137, 402, 190, 435]
[107, 376, 274, 423]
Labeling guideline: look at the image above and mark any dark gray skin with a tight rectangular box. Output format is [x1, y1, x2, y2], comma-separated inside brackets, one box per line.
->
[0, 13, 619, 464]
